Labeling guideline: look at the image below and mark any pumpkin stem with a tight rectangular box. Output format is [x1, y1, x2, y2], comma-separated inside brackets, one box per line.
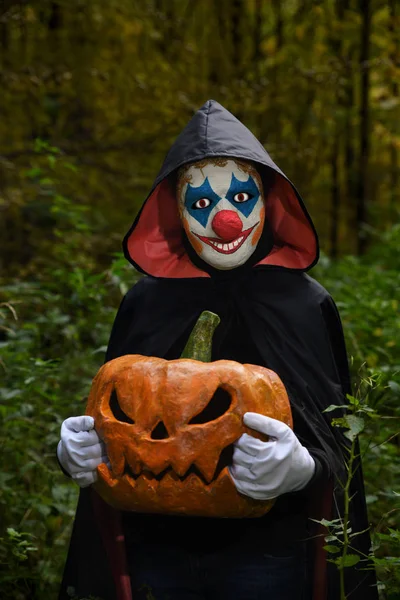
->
[180, 311, 220, 363]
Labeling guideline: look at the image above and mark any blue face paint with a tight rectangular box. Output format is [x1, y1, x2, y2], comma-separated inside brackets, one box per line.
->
[185, 173, 261, 228]
[226, 174, 260, 218]
[185, 177, 221, 228]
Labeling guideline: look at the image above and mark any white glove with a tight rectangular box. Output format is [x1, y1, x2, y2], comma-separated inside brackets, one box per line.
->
[228, 412, 315, 500]
[57, 415, 109, 488]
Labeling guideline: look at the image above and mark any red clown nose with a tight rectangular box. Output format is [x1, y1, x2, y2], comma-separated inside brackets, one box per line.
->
[211, 210, 243, 241]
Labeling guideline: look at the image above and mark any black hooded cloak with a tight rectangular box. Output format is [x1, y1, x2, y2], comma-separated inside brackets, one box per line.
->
[59, 100, 377, 600]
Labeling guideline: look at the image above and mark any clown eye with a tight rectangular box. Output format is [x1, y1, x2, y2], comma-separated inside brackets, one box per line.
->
[192, 198, 211, 209]
[233, 192, 251, 203]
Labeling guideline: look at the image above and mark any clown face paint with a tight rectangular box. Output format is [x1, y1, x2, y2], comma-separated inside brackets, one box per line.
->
[178, 159, 265, 270]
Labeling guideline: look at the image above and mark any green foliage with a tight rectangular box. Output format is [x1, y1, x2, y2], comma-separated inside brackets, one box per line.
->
[0, 146, 139, 598]
[372, 530, 400, 599]
[0, 260, 138, 598]
[316, 373, 381, 598]
[0, 528, 38, 598]
[313, 231, 400, 598]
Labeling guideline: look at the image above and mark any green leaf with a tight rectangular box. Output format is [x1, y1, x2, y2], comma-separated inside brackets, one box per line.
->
[324, 545, 341, 554]
[325, 535, 339, 542]
[335, 554, 361, 568]
[323, 404, 346, 413]
[39, 177, 54, 186]
[366, 494, 378, 504]
[24, 167, 43, 179]
[343, 415, 365, 441]
[92, 345, 108, 355]
[6, 528, 19, 539]
[388, 380, 400, 395]
[331, 417, 348, 428]
[311, 517, 343, 527]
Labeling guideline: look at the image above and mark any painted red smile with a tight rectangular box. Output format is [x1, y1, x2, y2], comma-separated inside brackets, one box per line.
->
[193, 223, 259, 254]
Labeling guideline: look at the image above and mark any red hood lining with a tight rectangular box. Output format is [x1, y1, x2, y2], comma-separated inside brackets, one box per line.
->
[126, 173, 317, 278]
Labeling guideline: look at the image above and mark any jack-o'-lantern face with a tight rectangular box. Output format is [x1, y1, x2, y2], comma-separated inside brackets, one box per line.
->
[86, 355, 292, 518]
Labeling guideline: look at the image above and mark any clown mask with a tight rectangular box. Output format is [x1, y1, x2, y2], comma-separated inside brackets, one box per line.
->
[177, 158, 265, 270]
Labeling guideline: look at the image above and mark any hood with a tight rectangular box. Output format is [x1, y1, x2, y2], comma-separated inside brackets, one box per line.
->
[123, 99, 319, 278]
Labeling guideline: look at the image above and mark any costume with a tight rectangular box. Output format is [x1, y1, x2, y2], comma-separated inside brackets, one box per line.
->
[59, 100, 377, 600]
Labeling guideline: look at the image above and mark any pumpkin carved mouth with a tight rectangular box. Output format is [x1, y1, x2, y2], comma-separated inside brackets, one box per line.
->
[120, 444, 234, 486]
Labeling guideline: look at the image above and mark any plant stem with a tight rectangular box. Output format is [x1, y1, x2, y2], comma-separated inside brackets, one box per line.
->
[180, 311, 220, 362]
[340, 438, 356, 600]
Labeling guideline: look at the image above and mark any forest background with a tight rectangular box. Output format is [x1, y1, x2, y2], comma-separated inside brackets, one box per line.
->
[0, 1, 399, 599]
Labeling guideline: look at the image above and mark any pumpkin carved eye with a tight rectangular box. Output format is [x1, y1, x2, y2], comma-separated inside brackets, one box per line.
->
[188, 388, 232, 424]
[110, 389, 135, 425]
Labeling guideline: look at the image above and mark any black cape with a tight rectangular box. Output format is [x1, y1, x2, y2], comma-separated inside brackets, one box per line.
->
[59, 100, 377, 600]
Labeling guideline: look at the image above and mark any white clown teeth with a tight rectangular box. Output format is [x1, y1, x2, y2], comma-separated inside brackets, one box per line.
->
[209, 235, 244, 252]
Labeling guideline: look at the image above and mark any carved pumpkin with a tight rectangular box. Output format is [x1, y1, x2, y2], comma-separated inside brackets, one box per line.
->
[86, 312, 292, 518]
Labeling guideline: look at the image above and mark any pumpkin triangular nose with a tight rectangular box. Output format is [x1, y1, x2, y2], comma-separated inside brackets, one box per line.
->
[211, 210, 243, 241]
[151, 421, 169, 439]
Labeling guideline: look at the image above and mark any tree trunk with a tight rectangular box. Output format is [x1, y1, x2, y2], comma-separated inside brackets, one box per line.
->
[333, 0, 357, 256]
[0, 15, 9, 59]
[344, 67, 356, 251]
[356, 0, 371, 255]
[48, 1, 62, 30]
[253, 0, 262, 77]
[231, 0, 243, 76]
[272, 0, 283, 49]
[259, 2, 284, 145]
[389, 0, 399, 223]
[252, 0, 263, 133]
[209, 0, 227, 86]
[330, 135, 340, 259]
